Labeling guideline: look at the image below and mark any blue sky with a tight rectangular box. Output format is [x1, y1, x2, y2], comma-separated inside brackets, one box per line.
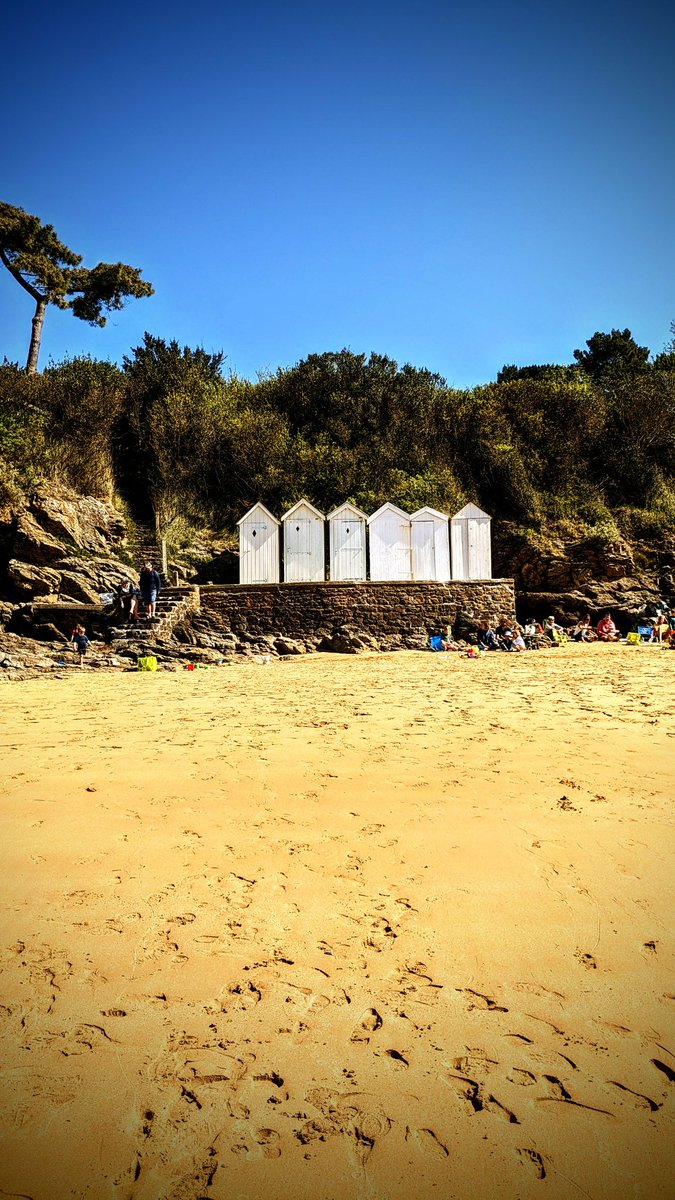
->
[1, 0, 673, 386]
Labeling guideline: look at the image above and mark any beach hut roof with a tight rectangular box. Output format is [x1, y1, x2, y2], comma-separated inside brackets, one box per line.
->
[367, 502, 410, 524]
[452, 502, 491, 520]
[282, 499, 325, 520]
[410, 506, 449, 521]
[237, 502, 279, 526]
[327, 501, 368, 521]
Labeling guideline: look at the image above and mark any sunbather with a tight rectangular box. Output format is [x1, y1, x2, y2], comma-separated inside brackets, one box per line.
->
[597, 613, 620, 641]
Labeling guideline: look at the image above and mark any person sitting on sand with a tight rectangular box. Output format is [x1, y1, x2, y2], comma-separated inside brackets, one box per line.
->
[442, 626, 460, 651]
[71, 624, 90, 668]
[543, 616, 565, 643]
[570, 614, 594, 642]
[510, 623, 527, 651]
[477, 620, 500, 650]
[492, 619, 511, 648]
[652, 613, 669, 643]
[597, 613, 620, 641]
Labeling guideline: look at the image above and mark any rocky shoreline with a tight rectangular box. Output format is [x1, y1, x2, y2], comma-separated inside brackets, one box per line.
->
[1, 483, 673, 680]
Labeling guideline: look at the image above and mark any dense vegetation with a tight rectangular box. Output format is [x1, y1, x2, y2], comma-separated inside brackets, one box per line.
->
[1, 325, 674, 555]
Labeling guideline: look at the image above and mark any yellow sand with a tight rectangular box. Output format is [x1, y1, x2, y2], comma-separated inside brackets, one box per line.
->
[0, 645, 673, 1200]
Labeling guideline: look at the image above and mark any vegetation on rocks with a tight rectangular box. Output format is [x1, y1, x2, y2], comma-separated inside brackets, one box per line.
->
[0, 323, 674, 613]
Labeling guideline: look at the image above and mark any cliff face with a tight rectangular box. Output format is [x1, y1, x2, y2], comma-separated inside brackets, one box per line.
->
[0, 484, 135, 606]
[493, 523, 675, 623]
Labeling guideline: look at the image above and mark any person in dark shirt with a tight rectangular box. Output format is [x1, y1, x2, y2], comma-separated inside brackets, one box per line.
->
[117, 579, 140, 623]
[71, 625, 90, 668]
[477, 619, 500, 650]
[139, 562, 162, 620]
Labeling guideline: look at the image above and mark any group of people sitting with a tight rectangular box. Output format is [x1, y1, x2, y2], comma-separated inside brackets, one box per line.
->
[432, 605, 675, 654]
[469, 607, 675, 651]
[476, 615, 529, 651]
[115, 563, 162, 624]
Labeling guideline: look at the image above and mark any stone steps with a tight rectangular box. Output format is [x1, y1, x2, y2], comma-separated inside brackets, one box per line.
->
[110, 585, 200, 642]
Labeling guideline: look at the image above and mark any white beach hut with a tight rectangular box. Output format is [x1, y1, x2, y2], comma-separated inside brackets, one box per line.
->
[367, 503, 412, 581]
[328, 502, 368, 581]
[237, 502, 280, 584]
[450, 503, 492, 579]
[410, 507, 451, 581]
[282, 499, 326, 582]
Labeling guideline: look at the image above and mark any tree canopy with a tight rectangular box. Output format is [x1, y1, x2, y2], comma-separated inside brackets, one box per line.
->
[573, 328, 651, 381]
[0, 202, 154, 373]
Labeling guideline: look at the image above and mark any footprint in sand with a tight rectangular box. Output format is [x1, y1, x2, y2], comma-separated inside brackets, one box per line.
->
[575, 950, 598, 970]
[456, 987, 509, 1013]
[608, 1080, 661, 1111]
[508, 1067, 537, 1086]
[442, 1074, 519, 1123]
[220, 979, 262, 1010]
[412, 1127, 449, 1156]
[364, 917, 397, 952]
[255, 1127, 281, 1158]
[350, 1008, 383, 1043]
[518, 1147, 546, 1179]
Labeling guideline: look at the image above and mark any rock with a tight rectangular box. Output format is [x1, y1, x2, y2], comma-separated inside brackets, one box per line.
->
[1, 655, 23, 668]
[12, 512, 68, 565]
[7, 559, 61, 597]
[57, 571, 102, 605]
[32, 623, 69, 643]
[30, 488, 127, 552]
[57, 556, 138, 592]
[273, 637, 306, 655]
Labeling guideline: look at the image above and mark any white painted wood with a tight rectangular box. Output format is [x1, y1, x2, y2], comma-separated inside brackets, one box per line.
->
[237, 503, 280, 583]
[450, 503, 492, 579]
[367, 503, 412, 580]
[282, 499, 326, 581]
[328, 502, 367, 581]
[411, 507, 450, 581]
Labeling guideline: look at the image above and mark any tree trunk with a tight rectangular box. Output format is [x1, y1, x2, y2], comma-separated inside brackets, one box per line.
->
[26, 297, 46, 374]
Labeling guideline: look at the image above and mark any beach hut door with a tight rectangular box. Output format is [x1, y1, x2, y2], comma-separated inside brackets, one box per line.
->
[394, 520, 412, 579]
[334, 520, 362, 579]
[413, 520, 435, 579]
[468, 519, 490, 578]
[285, 519, 311, 581]
[243, 518, 272, 582]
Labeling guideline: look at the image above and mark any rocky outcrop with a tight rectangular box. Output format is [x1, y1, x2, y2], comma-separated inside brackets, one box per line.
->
[0, 483, 135, 611]
[30, 487, 127, 552]
[493, 524, 675, 626]
[7, 559, 62, 597]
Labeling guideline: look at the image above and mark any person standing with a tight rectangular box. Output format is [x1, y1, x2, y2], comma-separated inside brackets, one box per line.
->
[139, 561, 162, 620]
[71, 624, 90, 668]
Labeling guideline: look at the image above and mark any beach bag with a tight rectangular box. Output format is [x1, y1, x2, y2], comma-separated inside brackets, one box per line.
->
[626, 632, 640, 645]
[429, 636, 445, 652]
[137, 656, 158, 672]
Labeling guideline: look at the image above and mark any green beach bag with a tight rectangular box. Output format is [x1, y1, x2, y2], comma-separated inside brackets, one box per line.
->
[138, 655, 158, 671]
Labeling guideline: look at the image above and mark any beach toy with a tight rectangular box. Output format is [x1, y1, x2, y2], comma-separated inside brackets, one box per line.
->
[137, 656, 158, 671]
[186, 662, 195, 671]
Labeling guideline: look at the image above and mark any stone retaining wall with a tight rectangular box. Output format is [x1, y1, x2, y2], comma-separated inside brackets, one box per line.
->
[198, 580, 515, 641]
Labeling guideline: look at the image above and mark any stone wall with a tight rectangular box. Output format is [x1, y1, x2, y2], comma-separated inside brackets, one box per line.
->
[198, 580, 515, 643]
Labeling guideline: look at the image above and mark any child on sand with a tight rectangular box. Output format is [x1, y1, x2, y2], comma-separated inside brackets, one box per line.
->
[71, 625, 90, 668]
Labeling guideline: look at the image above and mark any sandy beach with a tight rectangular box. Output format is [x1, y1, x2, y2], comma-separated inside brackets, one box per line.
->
[0, 644, 673, 1200]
